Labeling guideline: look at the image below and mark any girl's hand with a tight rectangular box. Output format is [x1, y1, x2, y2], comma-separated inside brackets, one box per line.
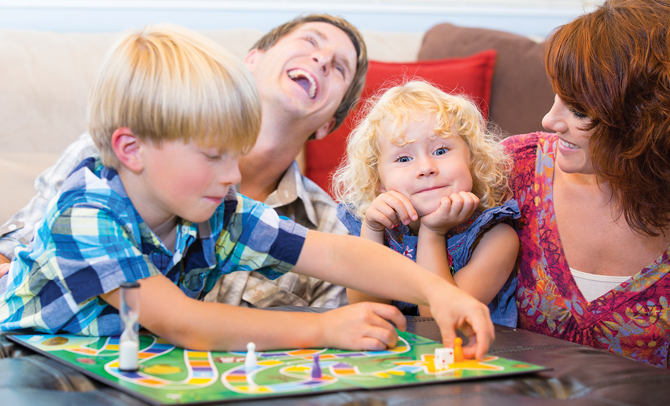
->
[363, 191, 418, 233]
[319, 302, 407, 350]
[420, 191, 480, 235]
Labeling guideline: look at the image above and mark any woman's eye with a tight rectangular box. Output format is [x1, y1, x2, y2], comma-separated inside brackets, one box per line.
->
[568, 106, 588, 119]
[397, 156, 411, 163]
[205, 154, 221, 161]
[434, 147, 448, 156]
[335, 65, 345, 76]
[305, 37, 317, 46]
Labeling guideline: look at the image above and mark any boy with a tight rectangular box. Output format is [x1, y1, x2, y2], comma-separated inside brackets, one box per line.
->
[0, 25, 493, 357]
[1, 14, 366, 309]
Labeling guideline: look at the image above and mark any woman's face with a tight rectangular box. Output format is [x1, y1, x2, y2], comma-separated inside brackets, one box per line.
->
[542, 95, 596, 175]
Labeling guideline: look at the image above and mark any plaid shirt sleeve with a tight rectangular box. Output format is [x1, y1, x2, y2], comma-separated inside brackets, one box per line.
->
[214, 194, 308, 280]
[1, 190, 162, 336]
[0, 133, 97, 260]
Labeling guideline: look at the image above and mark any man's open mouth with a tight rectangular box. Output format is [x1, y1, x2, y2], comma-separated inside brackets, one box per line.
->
[288, 69, 317, 99]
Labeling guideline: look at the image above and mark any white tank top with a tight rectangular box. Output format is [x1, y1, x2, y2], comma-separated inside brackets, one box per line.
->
[570, 268, 632, 302]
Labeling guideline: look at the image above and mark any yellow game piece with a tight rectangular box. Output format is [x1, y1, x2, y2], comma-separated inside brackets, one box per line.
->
[453, 337, 464, 363]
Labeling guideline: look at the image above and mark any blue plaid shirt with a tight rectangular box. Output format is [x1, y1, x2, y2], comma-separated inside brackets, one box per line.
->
[0, 157, 307, 336]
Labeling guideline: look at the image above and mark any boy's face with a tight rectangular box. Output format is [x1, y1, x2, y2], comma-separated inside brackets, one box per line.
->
[140, 139, 241, 224]
[245, 22, 357, 135]
[377, 115, 473, 217]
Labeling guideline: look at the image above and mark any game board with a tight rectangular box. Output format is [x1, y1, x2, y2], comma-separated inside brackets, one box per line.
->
[9, 332, 548, 405]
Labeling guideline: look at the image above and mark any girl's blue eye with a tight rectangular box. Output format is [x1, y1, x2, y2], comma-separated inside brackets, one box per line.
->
[397, 156, 411, 163]
[434, 147, 448, 156]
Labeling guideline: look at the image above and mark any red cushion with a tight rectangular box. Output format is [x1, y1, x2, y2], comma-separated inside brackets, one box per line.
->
[304, 50, 497, 198]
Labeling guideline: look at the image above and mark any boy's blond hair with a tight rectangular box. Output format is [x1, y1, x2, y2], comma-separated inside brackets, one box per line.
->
[332, 80, 510, 221]
[88, 24, 261, 168]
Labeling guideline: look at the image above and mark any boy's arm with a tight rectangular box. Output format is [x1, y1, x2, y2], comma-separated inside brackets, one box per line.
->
[100, 274, 407, 351]
[451, 223, 519, 304]
[0, 133, 97, 260]
[295, 230, 495, 360]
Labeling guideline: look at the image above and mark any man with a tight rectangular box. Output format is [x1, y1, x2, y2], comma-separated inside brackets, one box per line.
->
[0, 14, 368, 309]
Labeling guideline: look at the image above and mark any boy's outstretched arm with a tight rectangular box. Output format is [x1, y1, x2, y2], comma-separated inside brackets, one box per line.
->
[100, 274, 407, 352]
[294, 230, 495, 360]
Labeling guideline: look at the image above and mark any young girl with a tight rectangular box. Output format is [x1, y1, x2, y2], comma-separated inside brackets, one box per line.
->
[333, 81, 520, 327]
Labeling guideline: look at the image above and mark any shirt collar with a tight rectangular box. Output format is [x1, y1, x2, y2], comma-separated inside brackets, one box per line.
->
[264, 161, 319, 228]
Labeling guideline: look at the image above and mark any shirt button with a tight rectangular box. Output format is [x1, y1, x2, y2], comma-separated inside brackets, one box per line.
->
[7, 224, 17, 231]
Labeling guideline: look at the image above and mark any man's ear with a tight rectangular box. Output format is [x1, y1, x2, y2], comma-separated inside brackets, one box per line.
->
[314, 118, 337, 140]
[111, 127, 143, 172]
[244, 49, 261, 72]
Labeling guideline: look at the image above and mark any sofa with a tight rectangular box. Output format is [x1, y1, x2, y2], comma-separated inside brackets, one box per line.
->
[0, 23, 554, 224]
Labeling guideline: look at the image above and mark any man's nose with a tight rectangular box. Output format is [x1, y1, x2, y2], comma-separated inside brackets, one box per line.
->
[312, 49, 333, 74]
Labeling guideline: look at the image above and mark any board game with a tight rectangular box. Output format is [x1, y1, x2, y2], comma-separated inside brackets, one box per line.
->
[9, 332, 548, 405]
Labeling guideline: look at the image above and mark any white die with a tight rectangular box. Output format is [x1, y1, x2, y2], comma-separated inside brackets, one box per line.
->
[434, 347, 454, 368]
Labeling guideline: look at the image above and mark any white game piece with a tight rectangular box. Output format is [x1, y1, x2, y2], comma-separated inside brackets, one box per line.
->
[434, 347, 454, 369]
[245, 342, 258, 370]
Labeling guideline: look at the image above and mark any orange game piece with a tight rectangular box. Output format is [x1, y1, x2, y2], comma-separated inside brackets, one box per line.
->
[453, 337, 464, 363]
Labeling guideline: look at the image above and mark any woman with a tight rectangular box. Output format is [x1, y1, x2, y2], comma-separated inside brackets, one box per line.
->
[503, 0, 670, 367]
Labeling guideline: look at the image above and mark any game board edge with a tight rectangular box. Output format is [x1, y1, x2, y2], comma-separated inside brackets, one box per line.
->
[6, 333, 551, 405]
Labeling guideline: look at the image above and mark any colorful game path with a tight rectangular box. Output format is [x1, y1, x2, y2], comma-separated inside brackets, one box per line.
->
[9, 332, 548, 405]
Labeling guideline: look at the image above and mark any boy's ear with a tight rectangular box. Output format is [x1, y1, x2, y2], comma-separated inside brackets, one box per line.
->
[244, 49, 262, 72]
[111, 128, 143, 172]
[314, 118, 337, 140]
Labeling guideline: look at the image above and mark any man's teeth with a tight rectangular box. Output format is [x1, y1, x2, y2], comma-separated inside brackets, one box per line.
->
[288, 69, 316, 99]
[560, 139, 579, 149]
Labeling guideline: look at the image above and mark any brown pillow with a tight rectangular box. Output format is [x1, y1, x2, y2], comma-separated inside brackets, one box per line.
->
[418, 23, 554, 137]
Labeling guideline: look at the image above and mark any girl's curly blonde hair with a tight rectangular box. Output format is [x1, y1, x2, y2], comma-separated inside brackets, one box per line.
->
[332, 80, 510, 221]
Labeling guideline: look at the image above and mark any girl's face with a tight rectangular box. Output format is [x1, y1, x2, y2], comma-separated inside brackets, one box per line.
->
[377, 114, 473, 217]
[542, 95, 596, 175]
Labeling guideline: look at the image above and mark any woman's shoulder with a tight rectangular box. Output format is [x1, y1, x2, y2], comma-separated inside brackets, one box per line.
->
[501, 132, 556, 158]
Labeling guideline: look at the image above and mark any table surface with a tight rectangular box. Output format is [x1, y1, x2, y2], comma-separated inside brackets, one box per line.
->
[2, 307, 670, 406]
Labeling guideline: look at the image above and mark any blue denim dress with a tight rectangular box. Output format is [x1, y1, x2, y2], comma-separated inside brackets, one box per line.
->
[337, 199, 520, 327]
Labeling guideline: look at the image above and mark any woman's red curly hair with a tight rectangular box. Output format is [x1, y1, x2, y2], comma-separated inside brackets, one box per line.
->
[545, 0, 670, 236]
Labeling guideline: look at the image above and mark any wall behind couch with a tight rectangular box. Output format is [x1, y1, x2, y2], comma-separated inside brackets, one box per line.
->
[0, 0, 602, 38]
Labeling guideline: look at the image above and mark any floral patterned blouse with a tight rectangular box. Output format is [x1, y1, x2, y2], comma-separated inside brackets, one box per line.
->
[503, 132, 670, 368]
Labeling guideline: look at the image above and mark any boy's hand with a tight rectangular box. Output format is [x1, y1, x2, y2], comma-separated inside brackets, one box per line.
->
[420, 191, 479, 235]
[427, 283, 494, 360]
[0, 262, 9, 278]
[363, 191, 418, 233]
[319, 302, 407, 351]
